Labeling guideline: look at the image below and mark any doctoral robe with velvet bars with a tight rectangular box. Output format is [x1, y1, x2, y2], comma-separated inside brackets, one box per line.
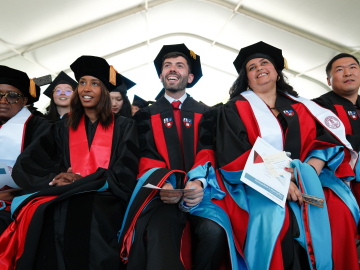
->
[215, 92, 356, 270]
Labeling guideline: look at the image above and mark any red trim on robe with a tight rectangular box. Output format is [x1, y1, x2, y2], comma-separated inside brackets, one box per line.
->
[152, 113, 170, 169]
[180, 221, 192, 270]
[3, 113, 33, 212]
[269, 204, 290, 270]
[334, 104, 354, 135]
[193, 113, 202, 157]
[0, 196, 57, 270]
[138, 157, 167, 179]
[69, 114, 114, 176]
[221, 150, 251, 172]
[153, 114, 170, 167]
[235, 100, 260, 146]
[225, 97, 357, 270]
[213, 170, 248, 258]
[21, 114, 32, 152]
[137, 113, 171, 178]
[191, 149, 215, 171]
[120, 170, 187, 264]
[351, 181, 360, 208]
[324, 187, 359, 270]
[297, 170, 316, 269]
[2, 200, 11, 211]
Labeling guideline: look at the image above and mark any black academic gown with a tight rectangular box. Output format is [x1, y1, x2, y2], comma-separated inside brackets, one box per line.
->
[313, 91, 360, 269]
[0, 115, 52, 235]
[6, 114, 139, 270]
[313, 91, 360, 152]
[120, 95, 225, 270]
[215, 93, 348, 270]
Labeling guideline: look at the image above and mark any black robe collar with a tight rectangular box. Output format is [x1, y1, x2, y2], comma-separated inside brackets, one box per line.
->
[275, 93, 302, 159]
[148, 94, 208, 172]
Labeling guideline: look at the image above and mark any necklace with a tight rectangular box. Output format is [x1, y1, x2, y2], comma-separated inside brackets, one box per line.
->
[267, 105, 276, 110]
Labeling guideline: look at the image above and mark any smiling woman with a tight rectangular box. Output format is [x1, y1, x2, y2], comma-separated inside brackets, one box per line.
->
[68, 56, 115, 130]
[43, 71, 77, 122]
[1, 56, 140, 269]
[215, 41, 358, 270]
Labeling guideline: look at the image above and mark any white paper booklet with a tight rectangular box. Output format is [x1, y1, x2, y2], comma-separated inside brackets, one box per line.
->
[240, 137, 291, 208]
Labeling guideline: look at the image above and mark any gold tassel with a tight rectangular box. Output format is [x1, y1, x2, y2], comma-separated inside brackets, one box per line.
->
[283, 57, 289, 70]
[29, 79, 36, 98]
[190, 50, 196, 60]
[109, 65, 117, 86]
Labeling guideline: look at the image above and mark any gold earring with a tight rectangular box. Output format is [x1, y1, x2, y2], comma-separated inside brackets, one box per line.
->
[277, 75, 280, 81]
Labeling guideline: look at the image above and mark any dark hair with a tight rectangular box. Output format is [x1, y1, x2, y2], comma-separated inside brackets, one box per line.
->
[46, 97, 60, 122]
[68, 81, 113, 130]
[229, 68, 298, 100]
[326, 53, 360, 77]
[46, 85, 74, 122]
[118, 91, 132, 118]
[161, 52, 192, 74]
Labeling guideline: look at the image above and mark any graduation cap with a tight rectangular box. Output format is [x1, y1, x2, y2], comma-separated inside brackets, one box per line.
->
[43, 71, 78, 98]
[154, 44, 202, 88]
[155, 88, 165, 101]
[233, 41, 288, 74]
[111, 73, 136, 93]
[0, 65, 40, 104]
[132, 95, 149, 109]
[70, 55, 120, 91]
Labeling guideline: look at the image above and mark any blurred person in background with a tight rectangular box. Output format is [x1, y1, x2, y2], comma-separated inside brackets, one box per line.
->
[110, 74, 135, 118]
[131, 94, 149, 116]
[43, 71, 77, 122]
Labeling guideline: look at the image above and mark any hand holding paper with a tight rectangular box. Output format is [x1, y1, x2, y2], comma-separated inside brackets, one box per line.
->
[240, 137, 324, 208]
[183, 181, 203, 207]
[159, 183, 182, 204]
[143, 183, 198, 204]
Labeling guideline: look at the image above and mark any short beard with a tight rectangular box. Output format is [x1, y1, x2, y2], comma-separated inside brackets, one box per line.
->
[162, 73, 188, 92]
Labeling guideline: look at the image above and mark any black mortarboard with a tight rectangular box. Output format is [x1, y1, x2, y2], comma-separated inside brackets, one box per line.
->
[154, 44, 202, 88]
[43, 71, 78, 98]
[0, 65, 40, 104]
[233, 41, 288, 74]
[155, 88, 165, 101]
[70, 55, 119, 91]
[111, 73, 136, 93]
[132, 95, 149, 109]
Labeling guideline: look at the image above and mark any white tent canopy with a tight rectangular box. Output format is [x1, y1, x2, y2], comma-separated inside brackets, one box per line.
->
[1, 0, 359, 111]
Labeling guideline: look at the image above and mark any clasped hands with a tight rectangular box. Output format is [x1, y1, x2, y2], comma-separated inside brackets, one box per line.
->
[160, 180, 204, 207]
[49, 167, 83, 186]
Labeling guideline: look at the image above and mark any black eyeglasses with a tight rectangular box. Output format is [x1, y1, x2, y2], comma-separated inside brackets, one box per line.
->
[0, 92, 25, 104]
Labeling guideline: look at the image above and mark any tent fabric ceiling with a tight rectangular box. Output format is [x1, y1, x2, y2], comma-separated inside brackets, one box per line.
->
[0, 0, 359, 110]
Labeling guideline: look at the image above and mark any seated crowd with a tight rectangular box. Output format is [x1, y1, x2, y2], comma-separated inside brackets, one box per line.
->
[0, 41, 359, 270]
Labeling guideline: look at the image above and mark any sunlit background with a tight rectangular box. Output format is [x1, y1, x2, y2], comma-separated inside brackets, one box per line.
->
[0, 0, 359, 113]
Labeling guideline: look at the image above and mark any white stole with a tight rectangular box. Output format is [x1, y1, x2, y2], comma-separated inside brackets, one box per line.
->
[241, 90, 284, 151]
[0, 107, 32, 168]
[286, 94, 358, 169]
[241, 90, 358, 170]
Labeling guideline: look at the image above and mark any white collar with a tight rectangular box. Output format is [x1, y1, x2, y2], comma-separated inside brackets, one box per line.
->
[164, 92, 187, 106]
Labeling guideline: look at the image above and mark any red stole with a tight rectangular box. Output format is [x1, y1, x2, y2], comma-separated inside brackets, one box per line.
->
[69, 115, 114, 176]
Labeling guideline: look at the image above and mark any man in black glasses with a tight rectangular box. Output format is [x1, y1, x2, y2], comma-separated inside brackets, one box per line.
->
[0, 65, 51, 235]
